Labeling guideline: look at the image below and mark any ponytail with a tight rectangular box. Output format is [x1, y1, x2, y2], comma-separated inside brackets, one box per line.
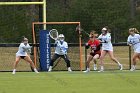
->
[129, 28, 139, 34]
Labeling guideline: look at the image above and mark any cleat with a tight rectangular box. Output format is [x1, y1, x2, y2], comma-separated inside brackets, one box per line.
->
[12, 72, 15, 74]
[68, 67, 72, 72]
[98, 69, 104, 72]
[83, 70, 90, 73]
[93, 66, 97, 71]
[130, 68, 135, 71]
[48, 66, 52, 72]
[119, 64, 123, 70]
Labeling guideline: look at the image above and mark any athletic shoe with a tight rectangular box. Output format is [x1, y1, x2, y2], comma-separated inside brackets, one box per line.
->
[68, 67, 72, 72]
[93, 66, 97, 71]
[12, 71, 15, 74]
[98, 69, 104, 72]
[119, 64, 123, 70]
[12, 69, 16, 74]
[83, 70, 90, 73]
[130, 67, 135, 71]
[48, 66, 52, 72]
[35, 70, 39, 73]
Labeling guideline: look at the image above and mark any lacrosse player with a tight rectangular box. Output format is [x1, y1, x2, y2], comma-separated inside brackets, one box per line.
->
[98, 26, 123, 72]
[83, 31, 101, 72]
[12, 37, 39, 74]
[127, 28, 140, 71]
[48, 34, 72, 72]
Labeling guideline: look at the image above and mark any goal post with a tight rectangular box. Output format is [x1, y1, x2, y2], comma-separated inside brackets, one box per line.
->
[0, 0, 47, 29]
[32, 22, 83, 71]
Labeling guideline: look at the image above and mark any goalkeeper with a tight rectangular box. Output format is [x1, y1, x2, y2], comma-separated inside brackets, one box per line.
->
[12, 37, 39, 74]
[48, 34, 72, 72]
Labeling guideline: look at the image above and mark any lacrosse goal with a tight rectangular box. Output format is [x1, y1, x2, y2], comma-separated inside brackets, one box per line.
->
[32, 22, 83, 71]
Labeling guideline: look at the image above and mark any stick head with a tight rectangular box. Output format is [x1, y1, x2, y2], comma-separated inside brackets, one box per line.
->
[49, 29, 59, 40]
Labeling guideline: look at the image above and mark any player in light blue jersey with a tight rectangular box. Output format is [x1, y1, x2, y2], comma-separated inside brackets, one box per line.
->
[98, 26, 123, 72]
[48, 34, 72, 72]
[127, 28, 140, 71]
[12, 37, 39, 74]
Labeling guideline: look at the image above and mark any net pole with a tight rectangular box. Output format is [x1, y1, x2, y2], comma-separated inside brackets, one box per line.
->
[32, 23, 37, 67]
[79, 23, 83, 71]
[43, 0, 47, 30]
[85, 45, 87, 70]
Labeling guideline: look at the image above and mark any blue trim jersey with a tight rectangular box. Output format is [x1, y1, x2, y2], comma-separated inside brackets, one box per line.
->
[16, 43, 31, 57]
[98, 33, 113, 51]
[54, 40, 68, 55]
[127, 34, 140, 53]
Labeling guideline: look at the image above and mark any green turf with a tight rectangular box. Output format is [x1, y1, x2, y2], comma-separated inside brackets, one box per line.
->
[0, 71, 140, 93]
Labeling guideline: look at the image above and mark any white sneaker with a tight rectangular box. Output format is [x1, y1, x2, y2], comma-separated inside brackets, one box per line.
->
[48, 66, 52, 72]
[12, 71, 16, 74]
[130, 67, 135, 71]
[83, 70, 90, 73]
[35, 70, 39, 73]
[93, 66, 97, 71]
[130, 65, 136, 71]
[98, 69, 104, 72]
[34, 68, 39, 73]
[130, 68, 135, 71]
[12, 69, 16, 74]
[119, 64, 123, 70]
[68, 67, 72, 72]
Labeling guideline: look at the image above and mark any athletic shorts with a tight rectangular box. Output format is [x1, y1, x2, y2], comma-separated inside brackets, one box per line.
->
[90, 52, 101, 57]
[20, 56, 26, 59]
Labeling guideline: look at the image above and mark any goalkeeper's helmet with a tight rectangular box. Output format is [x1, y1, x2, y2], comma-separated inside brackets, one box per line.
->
[58, 34, 65, 41]
[101, 27, 108, 35]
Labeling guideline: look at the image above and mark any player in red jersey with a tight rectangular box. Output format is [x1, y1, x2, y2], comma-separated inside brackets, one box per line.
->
[83, 31, 101, 72]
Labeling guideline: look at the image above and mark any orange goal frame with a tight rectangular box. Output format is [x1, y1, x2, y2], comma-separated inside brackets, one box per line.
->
[32, 22, 83, 71]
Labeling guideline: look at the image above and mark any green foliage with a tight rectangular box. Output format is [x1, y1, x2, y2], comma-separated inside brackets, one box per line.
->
[0, 0, 140, 43]
[47, 0, 140, 43]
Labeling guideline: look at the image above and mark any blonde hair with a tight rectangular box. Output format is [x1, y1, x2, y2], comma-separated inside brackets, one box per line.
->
[89, 30, 98, 37]
[129, 28, 139, 34]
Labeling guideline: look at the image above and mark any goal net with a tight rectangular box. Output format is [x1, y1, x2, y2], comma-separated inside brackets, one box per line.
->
[32, 22, 83, 71]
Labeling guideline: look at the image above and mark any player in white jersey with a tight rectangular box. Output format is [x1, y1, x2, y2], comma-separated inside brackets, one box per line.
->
[98, 26, 123, 72]
[48, 34, 72, 72]
[12, 37, 39, 74]
[127, 28, 140, 71]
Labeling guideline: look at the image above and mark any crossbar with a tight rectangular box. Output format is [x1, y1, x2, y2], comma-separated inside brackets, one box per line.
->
[0, 2, 44, 5]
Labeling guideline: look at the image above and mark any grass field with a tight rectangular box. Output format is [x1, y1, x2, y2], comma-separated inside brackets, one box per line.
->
[1, 46, 140, 71]
[0, 71, 140, 93]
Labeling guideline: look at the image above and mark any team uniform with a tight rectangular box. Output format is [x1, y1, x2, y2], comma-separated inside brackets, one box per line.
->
[86, 39, 101, 57]
[48, 38, 72, 72]
[16, 43, 31, 58]
[98, 33, 113, 51]
[98, 31, 123, 72]
[12, 38, 39, 74]
[127, 34, 140, 53]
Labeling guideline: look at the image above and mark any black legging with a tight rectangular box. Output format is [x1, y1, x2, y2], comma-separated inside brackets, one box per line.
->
[50, 54, 71, 67]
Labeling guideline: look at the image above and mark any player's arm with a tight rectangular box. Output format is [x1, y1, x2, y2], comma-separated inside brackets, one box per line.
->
[97, 34, 105, 43]
[85, 40, 90, 49]
[22, 44, 32, 52]
[127, 36, 132, 46]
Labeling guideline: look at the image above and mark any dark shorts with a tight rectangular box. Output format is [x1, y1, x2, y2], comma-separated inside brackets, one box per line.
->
[20, 56, 26, 59]
[90, 52, 101, 57]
